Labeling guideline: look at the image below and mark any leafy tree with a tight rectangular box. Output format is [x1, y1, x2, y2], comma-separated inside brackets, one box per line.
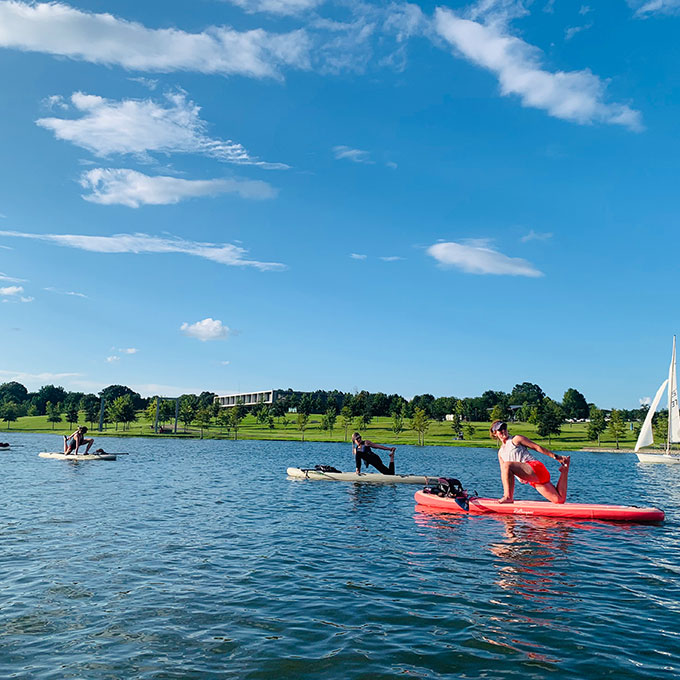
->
[46, 401, 62, 429]
[159, 399, 176, 426]
[463, 423, 475, 440]
[410, 407, 431, 446]
[510, 382, 545, 406]
[562, 388, 589, 421]
[298, 394, 314, 416]
[0, 381, 28, 405]
[320, 407, 337, 436]
[297, 412, 309, 441]
[535, 398, 563, 444]
[198, 391, 217, 408]
[449, 411, 461, 437]
[217, 408, 232, 436]
[608, 409, 626, 450]
[65, 404, 80, 428]
[653, 412, 668, 448]
[392, 408, 404, 439]
[179, 395, 200, 431]
[587, 407, 607, 445]
[99, 385, 143, 410]
[255, 404, 271, 425]
[36, 385, 67, 416]
[195, 406, 213, 438]
[271, 399, 287, 420]
[80, 395, 100, 428]
[229, 404, 245, 440]
[0, 401, 19, 429]
[116, 394, 137, 431]
[340, 406, 352, 442]
[490, 403, 509, 423]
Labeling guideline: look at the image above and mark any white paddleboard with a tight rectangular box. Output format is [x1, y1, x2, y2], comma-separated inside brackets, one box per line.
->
[287, 467, 428, 484]
[39, 452, 117, 461]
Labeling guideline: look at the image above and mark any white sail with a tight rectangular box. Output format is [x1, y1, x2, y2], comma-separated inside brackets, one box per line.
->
[668, 336, 680, 443]
[635, 379, 668, 452]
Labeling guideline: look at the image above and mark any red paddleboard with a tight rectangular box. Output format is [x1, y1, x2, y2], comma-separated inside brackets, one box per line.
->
[414, 490, 664, 524]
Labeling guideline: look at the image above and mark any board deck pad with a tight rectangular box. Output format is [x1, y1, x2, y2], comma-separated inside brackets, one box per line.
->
[287, 467, 428, 484]
[414, 490, 664, 523]
[39, 452, 117, 461]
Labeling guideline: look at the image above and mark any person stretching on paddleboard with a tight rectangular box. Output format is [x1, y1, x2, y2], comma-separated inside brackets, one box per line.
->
[352, 432, 396, 475]
[63, 426, 95, 456]
[490, 420, 570, 504]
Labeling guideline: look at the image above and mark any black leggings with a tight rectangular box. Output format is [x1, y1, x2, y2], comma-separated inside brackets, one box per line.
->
[356, 451, 394, 475]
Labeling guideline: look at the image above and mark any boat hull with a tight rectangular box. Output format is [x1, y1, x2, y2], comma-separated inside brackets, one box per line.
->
[287, 467, 428, 484]
[635, 452, 680, 464]
[414, 490, 664, 523]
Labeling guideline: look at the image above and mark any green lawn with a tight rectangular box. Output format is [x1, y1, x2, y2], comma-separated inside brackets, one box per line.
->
[1, 412, 644, 451]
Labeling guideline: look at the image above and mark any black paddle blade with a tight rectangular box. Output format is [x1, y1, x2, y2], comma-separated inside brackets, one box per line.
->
[454, 497, 469, 512]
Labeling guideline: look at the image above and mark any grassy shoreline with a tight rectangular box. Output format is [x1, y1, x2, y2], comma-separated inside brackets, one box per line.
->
[1, 413, 645, 452]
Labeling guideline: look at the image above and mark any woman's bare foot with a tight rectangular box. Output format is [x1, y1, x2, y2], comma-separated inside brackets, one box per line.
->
[497, 496, 514, 504]
[560, 455, 571, 470]
[389, 449, 395, 461]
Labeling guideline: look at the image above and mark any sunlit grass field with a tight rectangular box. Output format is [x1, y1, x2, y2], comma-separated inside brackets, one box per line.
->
[2, 411, 643, 451]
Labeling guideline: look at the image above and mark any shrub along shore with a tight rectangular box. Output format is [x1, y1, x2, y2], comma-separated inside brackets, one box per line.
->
[1, 412, 642, 452]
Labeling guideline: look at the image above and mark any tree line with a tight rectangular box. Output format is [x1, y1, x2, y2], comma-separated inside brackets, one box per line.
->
[0, 380, 658, 448]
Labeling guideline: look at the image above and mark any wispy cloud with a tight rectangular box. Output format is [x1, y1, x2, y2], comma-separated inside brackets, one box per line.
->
[520, 230, 553, 242]
[181, 318, 230, 341]
[80, 168, 277, 207]
[37, 92, 287, 168]
[380, 255, 404, 261]
[350, 253, 367, 260]
[106, 356, 120, 363]
[564, 23, 592, 40]
[119, 348, 139, 354]
[44, 286, 87, 298]
[333, 145, 373, 164]
[226, 0, 323, 15]
[0, 0, 310, 78]
[632, 0, 680, 16]
[434, 7, 642, 130]
[0, 230, 286, 271]
[0, 369, 82, 388]
[427, 240, 543, 277]
[0, 272, 26, 282]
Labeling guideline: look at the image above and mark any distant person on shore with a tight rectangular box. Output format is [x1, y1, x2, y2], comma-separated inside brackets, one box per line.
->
[63, 426, 95, 455]
[352, 432, 396, 475]
[490, 420, 570, 504]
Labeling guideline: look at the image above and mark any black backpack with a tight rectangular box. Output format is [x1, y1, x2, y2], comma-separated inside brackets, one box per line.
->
[422, 477, 471, 510]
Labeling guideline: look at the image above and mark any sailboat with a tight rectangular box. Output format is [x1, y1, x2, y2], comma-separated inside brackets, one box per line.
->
[634, 336, 680, 463]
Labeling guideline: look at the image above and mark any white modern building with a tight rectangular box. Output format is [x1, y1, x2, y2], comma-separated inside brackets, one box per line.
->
[215, 390, 282, 408]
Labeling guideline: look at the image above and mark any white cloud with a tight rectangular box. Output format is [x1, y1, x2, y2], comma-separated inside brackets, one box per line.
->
[227, 0, 323, 15]
[564, 24, 592, 41]
[43, 94, 68, 110]
[119, 348, 139, 354]
[380, 255, 404, 261]
[0, 1, 310, 78]
[350, 253, 367, 260]
[106, 355, 120, 363]
[80, 168, 277, 207]
[579, 5, 593, 14]
[333, 145, 373, 164]
[129, 76, 159, 90]
[633, 0, 680, 15]
[0, 230, 286, 271]
[426, 240, 543, 276]
[180, 318, 230, 341]
[0, 369, 82, 390]
[0, 272, 26, 282]
[520, 230, 553, 242]
[0, 285, 23, 295]
[37, 92, 287, 168]
[640, 396, 651, 406]
[220, 360, 231, 365]
[434, 7, 642, 130]
[44, 286, 87, 297]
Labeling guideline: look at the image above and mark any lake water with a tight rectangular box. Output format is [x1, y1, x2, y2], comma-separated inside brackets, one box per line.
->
[1, 433, 678, 679]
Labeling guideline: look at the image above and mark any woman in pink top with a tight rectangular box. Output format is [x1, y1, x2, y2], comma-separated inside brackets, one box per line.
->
[490, 420, 570, 504]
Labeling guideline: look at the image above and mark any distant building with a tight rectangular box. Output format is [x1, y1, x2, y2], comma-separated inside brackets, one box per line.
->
[215, 389, 283, 408]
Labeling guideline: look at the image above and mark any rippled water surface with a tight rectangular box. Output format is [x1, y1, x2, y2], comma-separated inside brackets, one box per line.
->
[1, 434, 679, 679]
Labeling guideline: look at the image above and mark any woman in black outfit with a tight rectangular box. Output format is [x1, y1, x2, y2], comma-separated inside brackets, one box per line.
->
[352, 432, 396, 475]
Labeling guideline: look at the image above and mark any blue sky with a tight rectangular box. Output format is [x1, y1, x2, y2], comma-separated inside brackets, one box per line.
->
[0, 0, 679, 408]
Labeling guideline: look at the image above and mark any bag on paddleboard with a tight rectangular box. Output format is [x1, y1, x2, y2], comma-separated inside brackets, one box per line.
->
[422, 477, 470, 510]
[314, 464, 342, 473]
